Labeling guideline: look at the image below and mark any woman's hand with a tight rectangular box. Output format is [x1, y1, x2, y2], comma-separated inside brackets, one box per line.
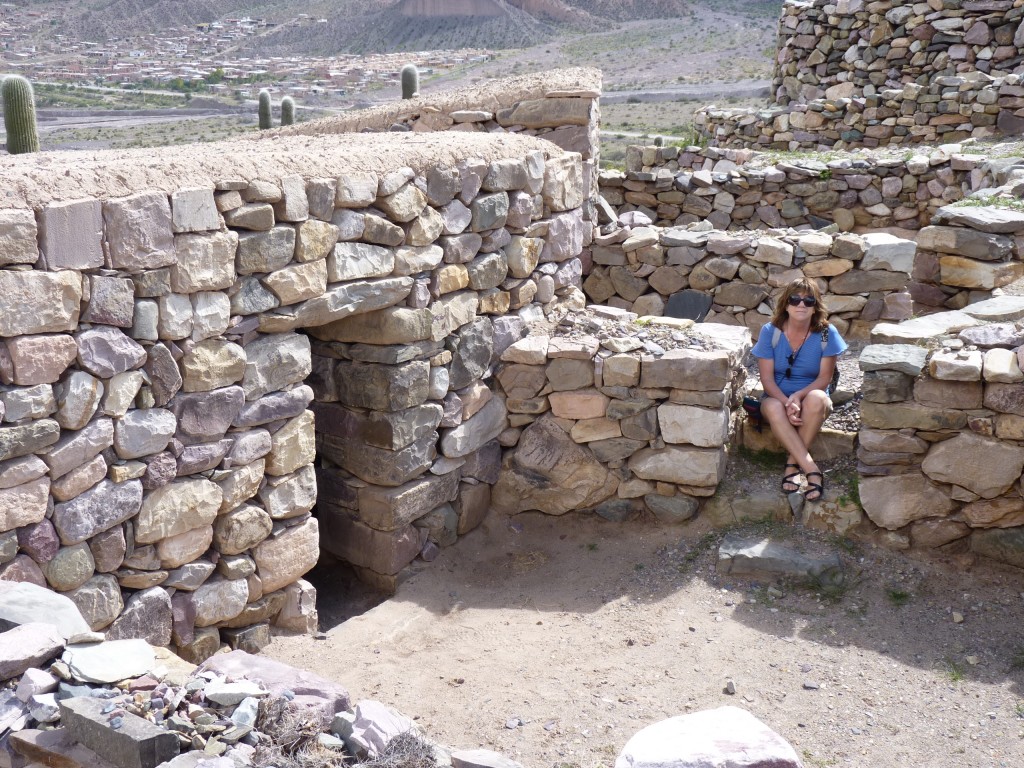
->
[785, 395, 803, 426]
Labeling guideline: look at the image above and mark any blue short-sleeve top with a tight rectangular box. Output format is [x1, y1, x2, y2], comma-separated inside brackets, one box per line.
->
[751, 322, 848, 397]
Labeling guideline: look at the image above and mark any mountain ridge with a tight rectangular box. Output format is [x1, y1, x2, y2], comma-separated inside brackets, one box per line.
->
[40, 0, 692, 53]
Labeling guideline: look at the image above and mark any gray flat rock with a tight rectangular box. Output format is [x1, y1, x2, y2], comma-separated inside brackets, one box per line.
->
[716, 533, 843, 583]
[614, 706, 802, 768]
[962, 295, 1024, 323]
[936, 205, 1024, 234]
[859, 344, 929, 376]
[870, 310, 982, 343]
[451, 748, 524, 768]
[62, 639, 155, 684]
[0, 580, 91, 639]
[203, 680, 268, 707]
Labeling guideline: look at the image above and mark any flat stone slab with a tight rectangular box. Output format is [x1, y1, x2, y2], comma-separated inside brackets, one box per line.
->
[62, 640, 155, 684]
[203, 680, 268, 707]
[0, 580, 91, 639]
[870, 310, 983, 343]
[200, 649, 350, 717]
[10, 728, 120, 768]
[935, 205, 1024, 234]
[614, 706, 802, 768]
[0, 623, 65, 681]
[962, 295, 1024, 323]
[859, 344, 929, 376]
[451, 749, 524, 768]
[716, 533, 843, 583]
[59, 696, 178, 768]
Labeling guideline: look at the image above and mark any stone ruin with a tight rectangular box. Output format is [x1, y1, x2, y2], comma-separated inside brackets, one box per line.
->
[3, 2, 1024, 766]
[697, 0, 1024, 150]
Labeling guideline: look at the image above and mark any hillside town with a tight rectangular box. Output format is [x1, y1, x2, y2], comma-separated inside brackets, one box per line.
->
[0, 5, 493, 103]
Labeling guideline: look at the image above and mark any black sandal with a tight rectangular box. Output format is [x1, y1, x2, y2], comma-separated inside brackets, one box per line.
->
[804, 471, 825, 502]
[781, 463, 802, 494]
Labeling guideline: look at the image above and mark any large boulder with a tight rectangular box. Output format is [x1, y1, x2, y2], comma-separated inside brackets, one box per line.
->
[491, 417, 617, 515]
[614, 706, 801, 768]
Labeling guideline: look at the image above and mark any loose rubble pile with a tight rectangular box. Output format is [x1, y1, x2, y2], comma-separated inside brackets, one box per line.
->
[696, 0, 1024, 150]
[858, 291, 1024, 567]
[489, 306, 751, 520]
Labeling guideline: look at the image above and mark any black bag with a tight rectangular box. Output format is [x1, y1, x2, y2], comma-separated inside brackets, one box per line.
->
[742, 395, 765, 432]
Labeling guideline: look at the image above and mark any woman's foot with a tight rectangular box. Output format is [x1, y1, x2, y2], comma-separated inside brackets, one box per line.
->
[804, 471, 825, 502]
[781, 463, 802, 494]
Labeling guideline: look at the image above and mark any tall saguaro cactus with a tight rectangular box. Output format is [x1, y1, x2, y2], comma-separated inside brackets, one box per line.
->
[257, 89, 272, 130]
[401, 64, 419, 99]
[2, 75, 40, 154]
[281, 96, 295, 126]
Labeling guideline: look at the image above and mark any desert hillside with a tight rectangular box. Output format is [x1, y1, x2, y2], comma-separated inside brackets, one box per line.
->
[43, 0, 724, 53]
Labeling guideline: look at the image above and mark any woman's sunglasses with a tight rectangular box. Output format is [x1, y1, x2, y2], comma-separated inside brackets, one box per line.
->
[787, 295, 816, 307]
[784, 353, 796, 378]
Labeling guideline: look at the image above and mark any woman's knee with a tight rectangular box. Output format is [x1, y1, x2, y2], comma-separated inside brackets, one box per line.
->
[803, 389, 831, 416]
[760, 398, 788, 424]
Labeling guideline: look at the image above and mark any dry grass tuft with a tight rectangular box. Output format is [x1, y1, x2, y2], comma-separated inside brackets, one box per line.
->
[253, 696, 346, 768]
[358, 731, 437, 768]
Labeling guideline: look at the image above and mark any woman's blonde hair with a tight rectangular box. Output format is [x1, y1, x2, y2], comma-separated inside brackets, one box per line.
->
[770, 277, 829, 331]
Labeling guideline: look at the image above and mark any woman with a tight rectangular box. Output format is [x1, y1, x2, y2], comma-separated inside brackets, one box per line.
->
[751, 278, 847, 502]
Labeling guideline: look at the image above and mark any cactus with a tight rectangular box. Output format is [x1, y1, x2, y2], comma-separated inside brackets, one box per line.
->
[401, 64, 419, 99]
[257, 89, 272, 130]
[280, 96, 295, 126]
[2, 75, 40, 154]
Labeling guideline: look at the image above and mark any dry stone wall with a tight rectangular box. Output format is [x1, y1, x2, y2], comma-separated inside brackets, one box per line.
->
[0, 129, 587, 659]
[592, 142, 1024, 340]
[857, 293, 1024, 569]
[696, 0, 1024, 150]
[488, 310, 751, 522]
[602, 143, 1009, 232]
[772, 0, 1024, 106]
[269, 67, 602, 214]
[582, 224, 916, 340]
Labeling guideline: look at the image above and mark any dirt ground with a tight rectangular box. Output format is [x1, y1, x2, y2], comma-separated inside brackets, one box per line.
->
[266, 461, 1024, 768]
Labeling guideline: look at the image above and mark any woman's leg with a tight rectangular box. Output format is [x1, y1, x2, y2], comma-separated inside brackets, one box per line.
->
[796, 390, 831, 453]
[761, 397, 821, 478]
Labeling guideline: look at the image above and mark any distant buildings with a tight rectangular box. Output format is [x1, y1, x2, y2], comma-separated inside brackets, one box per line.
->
[0, 5, 493, 102]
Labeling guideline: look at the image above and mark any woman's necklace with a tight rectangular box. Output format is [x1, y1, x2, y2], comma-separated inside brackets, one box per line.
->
[787, 327, 810, 356]
[784, 327, 811, 378]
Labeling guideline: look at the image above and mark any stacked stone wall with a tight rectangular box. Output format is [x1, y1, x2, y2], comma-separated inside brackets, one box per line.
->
[270, 67, 602, 208]
[857, 292, 1024, 570]
[771, 0, 1024, 106]
[602, 143, 1004, 232]
[0, 129, 587, 658]
[488, 313, 751, 521]
[696, 0, 1024, 150]
[581, 225, 916, 340]
[584, 202, 1024, 341]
